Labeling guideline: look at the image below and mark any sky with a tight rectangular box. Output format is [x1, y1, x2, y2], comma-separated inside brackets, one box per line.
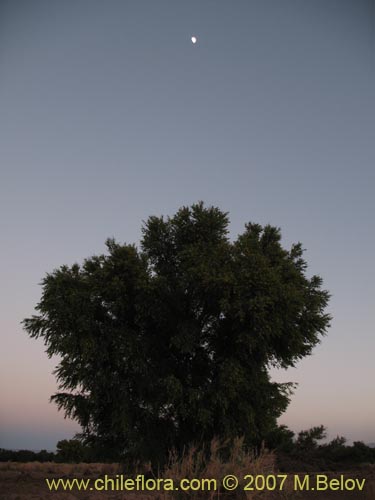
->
[0, 0, 374, 451]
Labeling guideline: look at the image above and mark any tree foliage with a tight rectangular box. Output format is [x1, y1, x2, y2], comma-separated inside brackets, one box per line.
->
[0, 448, 55, 462]
[269, 425, 375, 470]
[23, 202, 330, 464]
[295, 425, 327, 452]
[55, 439, 90, 463]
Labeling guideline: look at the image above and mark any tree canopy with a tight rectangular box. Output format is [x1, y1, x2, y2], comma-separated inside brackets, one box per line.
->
[23, 202, 330, 464]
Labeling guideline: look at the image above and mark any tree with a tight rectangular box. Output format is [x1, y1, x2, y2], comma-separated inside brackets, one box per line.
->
[265, 425, 295, 453]
[23, 202, 330, 465]
[295, 425, 327, 452]
[55, 439, 90, 463]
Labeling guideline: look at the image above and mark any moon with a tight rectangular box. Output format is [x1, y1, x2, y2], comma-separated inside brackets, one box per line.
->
[191, 36, 197, 44]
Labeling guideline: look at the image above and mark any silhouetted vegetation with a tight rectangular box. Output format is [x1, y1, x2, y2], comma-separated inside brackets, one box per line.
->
[23, 203, 331, 465]
[267, 425, 375, 471]
[1, 430, 374, 470]
[0, 448, 55, 462]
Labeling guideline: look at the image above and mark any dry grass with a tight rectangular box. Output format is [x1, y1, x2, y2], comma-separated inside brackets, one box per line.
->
[0, 460, 122, 475]
[159, 437, 276, 499]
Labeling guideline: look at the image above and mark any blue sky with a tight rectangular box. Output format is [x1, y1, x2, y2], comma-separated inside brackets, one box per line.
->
[0, 0, 374, 450]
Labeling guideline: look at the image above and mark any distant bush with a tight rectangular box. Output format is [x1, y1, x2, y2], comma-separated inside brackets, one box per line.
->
[267, 425, 375, 470]
[55, 439, 90, 463]
[0, 448, 55, 462]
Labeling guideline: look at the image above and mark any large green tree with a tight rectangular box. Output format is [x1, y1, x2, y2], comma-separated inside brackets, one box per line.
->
[23, 203, 330, 464]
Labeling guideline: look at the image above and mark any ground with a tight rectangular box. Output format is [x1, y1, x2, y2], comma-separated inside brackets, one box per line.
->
[0, 462, 374, 499]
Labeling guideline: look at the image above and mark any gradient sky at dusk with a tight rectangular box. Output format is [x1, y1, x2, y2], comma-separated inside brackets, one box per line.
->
[0, 0, 374, 450]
